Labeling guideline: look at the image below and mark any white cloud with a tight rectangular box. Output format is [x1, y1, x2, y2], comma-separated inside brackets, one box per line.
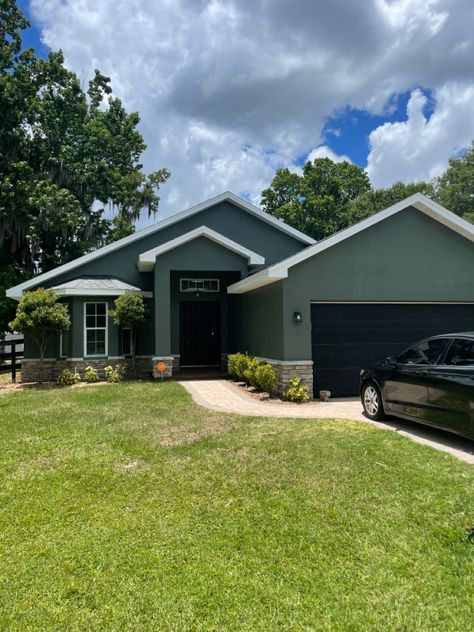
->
[29, 0, 474, 221]
[307, 146, 353, 164]
[367, 83, 474, 187]
[290, 145, 352, 175]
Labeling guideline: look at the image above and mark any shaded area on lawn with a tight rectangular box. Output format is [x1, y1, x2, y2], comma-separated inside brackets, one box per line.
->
[0, 382, 473, 631]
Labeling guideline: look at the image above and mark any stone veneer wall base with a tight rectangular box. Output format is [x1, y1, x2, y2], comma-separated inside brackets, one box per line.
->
[255, 357, 313, 398]
[21, 356, 154, 383]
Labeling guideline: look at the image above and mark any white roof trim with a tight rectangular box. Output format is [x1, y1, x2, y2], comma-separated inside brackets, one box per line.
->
[6, 191, 313, 299]
[138, 225, 265, 270]
[227, 193, 474, 294]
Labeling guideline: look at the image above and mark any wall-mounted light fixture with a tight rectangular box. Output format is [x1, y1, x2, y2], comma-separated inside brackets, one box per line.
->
[293, 311, 303, 323]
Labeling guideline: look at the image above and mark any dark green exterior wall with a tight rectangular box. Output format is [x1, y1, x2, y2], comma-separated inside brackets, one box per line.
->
[23, 295, 155, 360]
[32, 201, 306, 292]
[281, 207, 474, 360]
[233, 283, 284, 359]
[21, 200, 307, 362]
[22, 204, 474, 367]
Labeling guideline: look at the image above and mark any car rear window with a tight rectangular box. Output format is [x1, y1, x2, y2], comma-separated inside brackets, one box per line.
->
[443, 339, 474, 366]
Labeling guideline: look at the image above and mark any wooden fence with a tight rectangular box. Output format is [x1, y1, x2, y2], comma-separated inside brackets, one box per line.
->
[0, 337, 24, 382]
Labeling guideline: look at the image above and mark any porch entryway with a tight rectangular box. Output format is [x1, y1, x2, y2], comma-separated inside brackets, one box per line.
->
[179, 301, 221, 367]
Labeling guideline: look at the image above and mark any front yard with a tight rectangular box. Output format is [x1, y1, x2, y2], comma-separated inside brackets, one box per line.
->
[0, 382, 473, 631]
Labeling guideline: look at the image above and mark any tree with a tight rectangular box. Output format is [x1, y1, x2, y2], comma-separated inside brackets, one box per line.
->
[347, 181, 435, 225]
[109, 294, 146, 375]
[0, 1, 170, 332]
[262, 146, 474, 241]
[435, 142, 474, 224]
[261, 158, 371, 240]
[9, 288, 70, 382]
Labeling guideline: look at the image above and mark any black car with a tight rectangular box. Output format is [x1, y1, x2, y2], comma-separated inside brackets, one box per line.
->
[360, 333, 474, 440]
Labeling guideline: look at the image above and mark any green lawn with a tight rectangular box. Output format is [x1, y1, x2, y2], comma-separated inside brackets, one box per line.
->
[0, 382, 473, 631]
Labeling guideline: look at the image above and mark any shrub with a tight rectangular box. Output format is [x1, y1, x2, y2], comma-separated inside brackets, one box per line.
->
[56, 368, 81, 386]
[84, 365, 99, 383]
[284, 377, 310, 403]
[104, 364, 127, 383]
[243, 357, 261, 387]
[227, 352, 251, 381]
[10, 288, 70, 382]
[254, 363, 277, 394]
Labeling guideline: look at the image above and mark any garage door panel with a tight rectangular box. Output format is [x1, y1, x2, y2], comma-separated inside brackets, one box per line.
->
[311, 303, 474, 396]
[314, 324, 412, 345]
[313, 343, 407, 368]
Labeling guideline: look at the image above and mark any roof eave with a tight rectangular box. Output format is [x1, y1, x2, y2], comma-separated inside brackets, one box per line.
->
[227, 270, 287, 294]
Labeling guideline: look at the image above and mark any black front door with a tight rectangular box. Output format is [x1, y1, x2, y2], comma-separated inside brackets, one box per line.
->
[179, 301, 221, 366]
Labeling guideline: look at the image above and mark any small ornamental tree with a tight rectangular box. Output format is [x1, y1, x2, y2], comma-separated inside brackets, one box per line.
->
[9, 288, 70, 382]
[109, 294, 146, 375]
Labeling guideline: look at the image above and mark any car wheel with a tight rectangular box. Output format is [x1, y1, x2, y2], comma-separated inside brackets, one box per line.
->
[362, 382, 386, 421]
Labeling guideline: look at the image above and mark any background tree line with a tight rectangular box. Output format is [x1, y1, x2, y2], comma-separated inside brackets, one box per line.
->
[261, 143, 474, 241]
[0, 0, 169, 332]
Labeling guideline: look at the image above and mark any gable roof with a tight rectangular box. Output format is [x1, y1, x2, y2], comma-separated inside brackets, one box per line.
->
[138, 226, 265, 271]
[227, 193, 474, 294]
[6, 191, 314, 300]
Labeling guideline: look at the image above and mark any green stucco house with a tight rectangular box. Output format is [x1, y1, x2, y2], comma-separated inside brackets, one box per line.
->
[7, 192, 474, 396]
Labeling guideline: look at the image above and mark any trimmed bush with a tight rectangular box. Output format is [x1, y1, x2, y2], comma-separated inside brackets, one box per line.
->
[56, 369, 81, 386]
[284, 378, 310, 403]
[243, 357, 260, 387]
[84, 365, 99, 383]
[227, 352, 251, 381]
[104, 364, 127, 383]
[254, 363, 277, 394]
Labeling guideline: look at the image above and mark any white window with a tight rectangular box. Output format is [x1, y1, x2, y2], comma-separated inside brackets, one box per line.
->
[122, 328, 132, 357]
[84, 302, 108, 357]
[180, 278, 220, 293]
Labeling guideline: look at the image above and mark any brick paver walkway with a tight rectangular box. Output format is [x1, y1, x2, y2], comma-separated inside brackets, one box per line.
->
[180, 379, 474, 464]
[182, 379, 366, 420]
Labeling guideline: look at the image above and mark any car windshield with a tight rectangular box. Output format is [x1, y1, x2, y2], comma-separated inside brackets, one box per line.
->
[443, 338, 474, 366]
[397, 338, 447, 365]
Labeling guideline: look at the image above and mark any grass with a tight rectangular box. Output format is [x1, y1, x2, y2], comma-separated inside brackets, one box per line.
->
[0, 381, 473, 631]
[0, 370, 19, 386]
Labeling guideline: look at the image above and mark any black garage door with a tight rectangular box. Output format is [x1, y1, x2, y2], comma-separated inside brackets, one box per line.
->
[311, 303, 474, 397]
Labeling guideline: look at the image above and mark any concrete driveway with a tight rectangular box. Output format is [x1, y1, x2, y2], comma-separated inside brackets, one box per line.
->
[180, 379, 474, 465]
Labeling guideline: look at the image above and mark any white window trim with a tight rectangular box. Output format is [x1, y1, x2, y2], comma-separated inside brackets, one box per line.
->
[84, 302, 108, 358]
[180, 278, 220, 293]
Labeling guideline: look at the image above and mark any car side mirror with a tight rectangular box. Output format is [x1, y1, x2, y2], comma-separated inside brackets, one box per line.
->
[386, 355, 398, 366]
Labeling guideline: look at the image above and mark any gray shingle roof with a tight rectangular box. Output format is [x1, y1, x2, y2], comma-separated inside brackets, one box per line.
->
[50, 277, 152, 297]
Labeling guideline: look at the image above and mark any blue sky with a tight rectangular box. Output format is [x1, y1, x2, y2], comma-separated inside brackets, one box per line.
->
[17, 0, 474, 217]
[319, 91, 436, 168]
[17, 0, 49, 58]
